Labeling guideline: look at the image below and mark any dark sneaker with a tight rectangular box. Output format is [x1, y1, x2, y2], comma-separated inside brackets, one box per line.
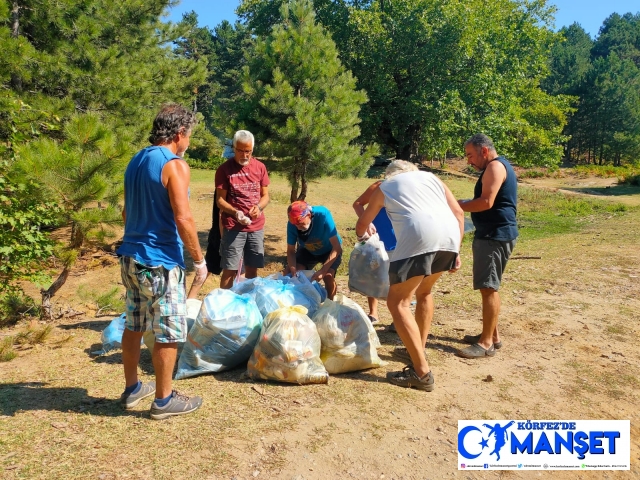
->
[387, 366, 434, 391]
[368, 315, 380, 325]
[392, 346, 428, 363]
[457, 343, 496, 359]
[463, 333, 502, 349]
[120, 381, 156, 409]
[150, 390, 203, 420]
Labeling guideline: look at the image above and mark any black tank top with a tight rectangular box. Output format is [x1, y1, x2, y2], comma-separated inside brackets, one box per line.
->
[471, 156, 518, 241]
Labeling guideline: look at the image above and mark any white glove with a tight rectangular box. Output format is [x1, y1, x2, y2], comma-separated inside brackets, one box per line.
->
[193, 258, 208, 285]
[235, 210, 252, 226]
[356, 231, 371, 243]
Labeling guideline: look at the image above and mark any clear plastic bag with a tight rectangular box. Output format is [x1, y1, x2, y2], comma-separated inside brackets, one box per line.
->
[232, 274, 323, 318]
[98, 313, 126, 353]
[312, 294, 382, 374]
[348, 233, 390, 299]
[175, 289, 263, 379]
[247, 305, 329, 384]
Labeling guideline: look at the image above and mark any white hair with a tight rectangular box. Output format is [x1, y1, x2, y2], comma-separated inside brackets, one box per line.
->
[232, 130, 255, 148]
[385, 160, 419, 179]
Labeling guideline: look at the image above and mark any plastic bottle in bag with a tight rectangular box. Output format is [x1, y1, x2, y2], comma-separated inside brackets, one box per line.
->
[312, 294, 382, 374]
[247, 305, 328, 384]
[348, 233, 390, 299]
[175, 290, 263, 379]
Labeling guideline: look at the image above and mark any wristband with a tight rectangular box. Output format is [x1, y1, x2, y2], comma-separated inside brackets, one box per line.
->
[194, 258, 207, 269]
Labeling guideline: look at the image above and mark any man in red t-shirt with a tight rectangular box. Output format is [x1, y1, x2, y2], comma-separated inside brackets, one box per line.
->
[215, 130, 270, 288]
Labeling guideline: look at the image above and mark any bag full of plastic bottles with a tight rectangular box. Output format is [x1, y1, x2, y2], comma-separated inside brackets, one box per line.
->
[348, 233, 390, 299]
[175, 289, 263, 379]
[312, 294, 382, 374]
[247, 305, 328, 385]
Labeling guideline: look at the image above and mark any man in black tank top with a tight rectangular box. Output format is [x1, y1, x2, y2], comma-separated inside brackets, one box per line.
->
[456, 134, 518, 359]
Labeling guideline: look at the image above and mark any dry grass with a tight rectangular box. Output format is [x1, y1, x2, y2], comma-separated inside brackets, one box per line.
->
[2, 172, 640, 478]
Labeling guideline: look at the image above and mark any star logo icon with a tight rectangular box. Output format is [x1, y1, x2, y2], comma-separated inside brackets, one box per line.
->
[479, 437, 489, 449]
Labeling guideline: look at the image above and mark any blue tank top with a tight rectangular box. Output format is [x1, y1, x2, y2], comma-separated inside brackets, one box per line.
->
[372, 207, 396, 251]
[117, 146, 185, 269]
[471, 156, 519, 241]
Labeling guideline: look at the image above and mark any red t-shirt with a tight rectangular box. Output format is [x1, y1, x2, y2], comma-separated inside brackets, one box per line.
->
[215, 157, 270, 232]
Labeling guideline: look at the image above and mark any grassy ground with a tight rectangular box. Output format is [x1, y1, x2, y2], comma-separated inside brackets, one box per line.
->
[1, 170, 639, 479]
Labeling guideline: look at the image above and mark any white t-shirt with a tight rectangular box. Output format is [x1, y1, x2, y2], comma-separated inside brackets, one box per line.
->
[379, 171, 460, 262]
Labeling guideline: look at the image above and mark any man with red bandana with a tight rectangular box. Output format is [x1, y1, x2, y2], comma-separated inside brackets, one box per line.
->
[286, 201, 342, 300]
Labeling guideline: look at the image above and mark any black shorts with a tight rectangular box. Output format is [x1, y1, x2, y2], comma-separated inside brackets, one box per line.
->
[295, 248, 342, 273]
[388, 251, 458, 285]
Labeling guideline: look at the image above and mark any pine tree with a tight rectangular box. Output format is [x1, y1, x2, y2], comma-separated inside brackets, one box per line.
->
[239, 0, 377, 201]
[0, 0, 207, 318]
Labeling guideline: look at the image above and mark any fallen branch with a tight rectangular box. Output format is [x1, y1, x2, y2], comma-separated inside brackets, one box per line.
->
[511, 256, 542, 260]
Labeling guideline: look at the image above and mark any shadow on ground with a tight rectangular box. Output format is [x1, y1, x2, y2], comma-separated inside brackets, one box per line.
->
[0, 382, 143, 418]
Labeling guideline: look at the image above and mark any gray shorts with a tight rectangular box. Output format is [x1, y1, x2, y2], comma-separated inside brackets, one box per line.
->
[389, 251, 458, 285]
[472, 238, 517, 291]
[220, 229, 265, 270]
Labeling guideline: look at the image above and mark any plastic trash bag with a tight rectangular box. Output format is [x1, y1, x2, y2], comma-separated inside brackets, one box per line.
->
[247, 305, 328, 384]
[143, 299, 201, 354]
[93, 313, 144, 355]
[232, 275, 323, 318]
[312, 294, 382, 374]
[97, 313, 126, 354]
[348, 233, 390, 299]
[174, 289, 263, 379]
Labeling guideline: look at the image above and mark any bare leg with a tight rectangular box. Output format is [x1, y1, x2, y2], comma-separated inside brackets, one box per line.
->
[152, 342, 178, 399]
[478, 288, 501, 349]
[386, 276, 430, 377]
[244, 266, 258, 279]
[323, 270, 337, 300]
[367, 297, 379, 319]
[219, 269, 236, 289]
[122, 329, 144, 388]
[414, 272, 443, 347]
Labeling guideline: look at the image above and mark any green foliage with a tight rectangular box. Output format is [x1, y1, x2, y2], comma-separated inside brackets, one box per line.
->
[0, 288, 39, 327]
[0, 163, 60, 289]
[238, 0, 570, 167]
[546, 15, 640, 166]
[0, 0, 206, 306]
[11, 114, 129, 248]
[238, 0, 378, 200]
[620, 174, 640, 186]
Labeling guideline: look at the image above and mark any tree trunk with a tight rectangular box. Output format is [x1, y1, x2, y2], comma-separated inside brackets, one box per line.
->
[298, 176, 308, 201]
[71, 222, 84, 249]
[10, 2, 22, 91]
[289, 166, 300, 203]
[41, 267, 70, 321]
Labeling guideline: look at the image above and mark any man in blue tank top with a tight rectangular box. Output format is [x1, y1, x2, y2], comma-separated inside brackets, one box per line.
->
[457, 134, 518, 359]
[116, 104, 206, 419]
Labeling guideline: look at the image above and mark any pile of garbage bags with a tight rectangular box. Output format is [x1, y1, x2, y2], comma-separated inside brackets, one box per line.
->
[175, 290, 263, 379]
[231, 273, 323, 318]
[348, 233, 390, 299]
[312, 294, 382, 374]
[247, 305, 329, 384]
[97, 270, 383, 384]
